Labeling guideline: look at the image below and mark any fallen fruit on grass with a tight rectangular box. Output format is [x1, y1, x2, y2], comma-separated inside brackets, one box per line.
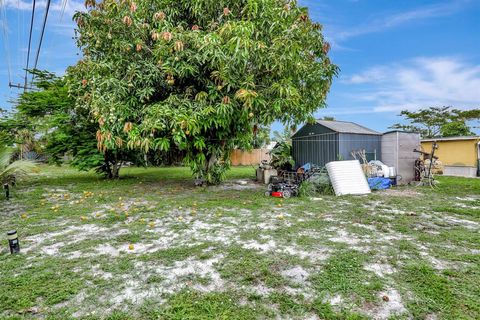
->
[81, 216, 88, 221]
[178, 216, 183, 221]
[128, 244, 134, 250]
[277, 214, 284, 220]
[21, 214, 27, 219]
[149, 222, 155, 228]
[382, 295, 389, 302]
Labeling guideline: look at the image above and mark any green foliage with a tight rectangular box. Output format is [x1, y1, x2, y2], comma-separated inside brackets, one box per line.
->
[69, 0, 337, 184]
[310, 251, 383, 302]
[391, 106, 480, 138]
[298, 168, 333, 197]
[252, 125, 271, 149]
[440, 121, 472, 137]
[0, 145, 38, 189]
[269, 140, 294, 170]
[144, 290, 260, 319]
[2, 70, 141, 178]
[270, 128, 295, 170]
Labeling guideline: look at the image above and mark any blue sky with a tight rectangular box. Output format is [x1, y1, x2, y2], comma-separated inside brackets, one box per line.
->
[1, 0, 480, 133]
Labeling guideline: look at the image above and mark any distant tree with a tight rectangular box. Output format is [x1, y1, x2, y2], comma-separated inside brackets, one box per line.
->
[69, 0, 338, 184]
[390, 106, 480, 138]
[323, 116, 335, 121]
[2, 70, 139, 178]
[440, 121, 472, 137]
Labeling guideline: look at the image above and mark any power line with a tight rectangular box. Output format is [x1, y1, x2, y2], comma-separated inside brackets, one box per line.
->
[32, 0, 51, 75]
[24, 0, 36, 92]
[60, 0, 68, 21]
[0, 0, 13, 84]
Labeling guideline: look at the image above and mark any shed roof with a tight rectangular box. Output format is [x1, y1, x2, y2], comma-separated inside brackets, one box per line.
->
[422, 136, 480, 142]
[315, 120, 381, 135]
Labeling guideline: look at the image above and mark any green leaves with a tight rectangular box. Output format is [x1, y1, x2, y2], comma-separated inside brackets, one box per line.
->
[69, 0, 337, 183]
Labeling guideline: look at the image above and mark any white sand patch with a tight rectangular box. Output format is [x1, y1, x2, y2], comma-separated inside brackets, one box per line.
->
[243, 240, 276, 252]
[367, 288, 407, 320]
[352, 223, 377, 231]
[379, 208, 407, 215]
[244, 284, 273, 296]
[41, 242, 65, 256]
[280, 246, 330, 262]
[95, 244, 120, 257]
[364, 263, 395, 277]
[23, 224, 109, 255]
[440, 215, 479, 230]
[91, 265, 113, 280]
[110, 279, 156, 305]
[329, 229, 362, 245]
[329, 294, 343, 306]
[281, 266, 309, 284]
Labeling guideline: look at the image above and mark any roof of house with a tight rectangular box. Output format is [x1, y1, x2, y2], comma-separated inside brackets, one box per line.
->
[422, 136, 480, 142]
[315, 120, 381, 135]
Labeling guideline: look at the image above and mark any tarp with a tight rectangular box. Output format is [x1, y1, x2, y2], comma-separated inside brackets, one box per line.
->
[368, 177, 392, 190]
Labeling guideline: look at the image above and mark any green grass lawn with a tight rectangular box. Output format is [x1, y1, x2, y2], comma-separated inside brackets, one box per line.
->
[0, 166, 479, 319]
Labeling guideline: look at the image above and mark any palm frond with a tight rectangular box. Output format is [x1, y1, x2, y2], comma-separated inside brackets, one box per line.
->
[0, 145, 39, 185]
[0, 145, 13, 169]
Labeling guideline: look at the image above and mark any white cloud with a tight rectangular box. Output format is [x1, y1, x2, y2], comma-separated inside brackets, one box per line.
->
[4, 0, 84, 17]
[331, 0, 472, 41]
[344, 57, 480, 113]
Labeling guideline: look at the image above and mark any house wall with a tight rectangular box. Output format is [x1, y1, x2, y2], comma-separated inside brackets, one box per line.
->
[338, 133, 382, 162]
[421, 139, 479, 167]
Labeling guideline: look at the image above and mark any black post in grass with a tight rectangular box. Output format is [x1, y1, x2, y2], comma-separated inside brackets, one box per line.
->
[7, 230, 20, 254]
[3, 183, 9, 200]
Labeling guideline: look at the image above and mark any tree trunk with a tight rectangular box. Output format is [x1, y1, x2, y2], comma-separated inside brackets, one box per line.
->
[104, 151, 121, 179]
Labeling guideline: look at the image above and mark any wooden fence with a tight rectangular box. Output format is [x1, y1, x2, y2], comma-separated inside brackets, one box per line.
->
[230, 149, 271, 166]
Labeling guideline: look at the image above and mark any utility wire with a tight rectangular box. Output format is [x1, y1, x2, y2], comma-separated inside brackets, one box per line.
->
[0, 0, 13, 84]
[60, 0, 68, 21]
[32, 0, 51, 79]
[24, 0, 36, 92]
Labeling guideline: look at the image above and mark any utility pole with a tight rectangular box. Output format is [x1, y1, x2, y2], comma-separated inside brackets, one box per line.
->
[8, 82, 35, 91]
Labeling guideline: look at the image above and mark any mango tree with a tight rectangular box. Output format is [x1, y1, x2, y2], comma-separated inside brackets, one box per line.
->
[69, 0, 338, 183]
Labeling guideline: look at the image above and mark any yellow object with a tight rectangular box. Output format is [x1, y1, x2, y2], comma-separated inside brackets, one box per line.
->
[128, 244, 134, 250]
[81, 216, 88, 221]
[21, 214, 27, 219]
[149, 222, 155, 228]
[421, 137, 480, 167]
[277, 214, 285, 220]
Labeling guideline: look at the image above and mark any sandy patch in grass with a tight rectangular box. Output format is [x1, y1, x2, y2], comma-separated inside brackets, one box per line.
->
[22, 224, 109, 255]
[366, 288, 407, 320]
[281, 266, 310, 284]
[364, 263, 395, 278]
[329, 229, 362, 246]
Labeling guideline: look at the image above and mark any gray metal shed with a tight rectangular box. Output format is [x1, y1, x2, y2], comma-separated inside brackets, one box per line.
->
[292, 120, 382, 168]
[381, 131, 421, 184]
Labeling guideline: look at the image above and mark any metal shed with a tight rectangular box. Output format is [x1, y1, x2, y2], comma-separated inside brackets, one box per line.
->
[381, 131, 421, 184]
[292, 120, 382, 168]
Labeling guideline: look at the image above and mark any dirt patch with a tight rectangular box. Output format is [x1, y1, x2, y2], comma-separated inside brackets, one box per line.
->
[366, 288, 407, 319]
[378, 188, 421, 198]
